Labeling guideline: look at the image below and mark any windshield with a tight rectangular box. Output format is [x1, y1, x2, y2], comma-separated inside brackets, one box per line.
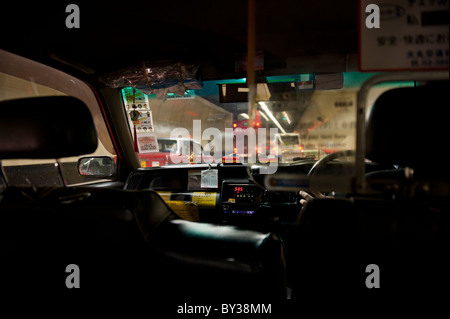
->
[279, 136, 300, 145]
[121, 72, 413, 172]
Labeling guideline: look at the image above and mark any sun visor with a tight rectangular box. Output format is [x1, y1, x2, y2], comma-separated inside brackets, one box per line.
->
[0, 96, 98, 159]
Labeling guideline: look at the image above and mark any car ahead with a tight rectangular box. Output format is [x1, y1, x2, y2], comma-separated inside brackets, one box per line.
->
[272, 133, 303, 162]
[233, 109, 262, 129]
[137, 138, 214, 167]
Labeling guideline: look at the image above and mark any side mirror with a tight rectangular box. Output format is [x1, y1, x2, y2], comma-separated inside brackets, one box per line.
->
[77, 156, 116, 177]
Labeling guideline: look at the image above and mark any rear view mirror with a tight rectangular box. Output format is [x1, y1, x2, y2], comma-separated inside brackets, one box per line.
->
[77, 156, 116, 177]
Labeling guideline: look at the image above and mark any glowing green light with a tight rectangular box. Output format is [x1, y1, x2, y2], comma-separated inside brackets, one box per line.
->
[216, 78, 247, 84]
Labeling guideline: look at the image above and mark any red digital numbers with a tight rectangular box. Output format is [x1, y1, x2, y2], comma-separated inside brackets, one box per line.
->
[235, 186, 244, 193]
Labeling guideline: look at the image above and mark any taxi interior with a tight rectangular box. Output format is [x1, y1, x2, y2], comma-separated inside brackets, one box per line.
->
[1, 0, 448, 316]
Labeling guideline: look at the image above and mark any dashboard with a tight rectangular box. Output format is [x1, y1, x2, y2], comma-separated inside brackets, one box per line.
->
[124, 163, 303, 231]
[123, 160, 394, 258]
[123, 160, 391, 231]
[221, 181, 299, 227]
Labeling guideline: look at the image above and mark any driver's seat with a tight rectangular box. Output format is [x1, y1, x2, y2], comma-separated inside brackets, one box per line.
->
[290, 81, 449, 301]
[365, 81, 449, 182]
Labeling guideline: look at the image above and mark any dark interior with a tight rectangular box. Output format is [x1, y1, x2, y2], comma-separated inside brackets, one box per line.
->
[0, 1, 448, 317]
[1, 1, 359, 81]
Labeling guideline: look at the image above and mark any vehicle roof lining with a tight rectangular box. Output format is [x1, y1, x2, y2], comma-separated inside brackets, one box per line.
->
[1, 0, 359, 81]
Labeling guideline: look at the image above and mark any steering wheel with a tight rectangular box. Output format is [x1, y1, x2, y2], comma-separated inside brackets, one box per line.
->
[307, 150, 355, 176]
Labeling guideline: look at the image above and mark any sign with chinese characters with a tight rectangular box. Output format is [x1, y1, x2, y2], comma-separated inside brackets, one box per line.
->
[200, 169, 219, 188]
[359, 0, 449, 71]
[137, 132, 159, 153]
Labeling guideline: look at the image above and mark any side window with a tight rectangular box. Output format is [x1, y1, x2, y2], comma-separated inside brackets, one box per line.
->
[0, 51, 116, 186]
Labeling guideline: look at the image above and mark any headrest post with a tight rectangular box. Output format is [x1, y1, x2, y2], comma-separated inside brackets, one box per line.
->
[0, 160, 8, 188]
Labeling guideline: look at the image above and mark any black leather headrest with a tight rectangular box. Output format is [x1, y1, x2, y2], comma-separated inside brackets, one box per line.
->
[366, 82, 448, 169]
[0, 96, 98, 159]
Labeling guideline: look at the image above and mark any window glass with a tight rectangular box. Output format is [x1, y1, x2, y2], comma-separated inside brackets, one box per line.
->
[121, 73, 413, 174]
[0, 50, 116, 186]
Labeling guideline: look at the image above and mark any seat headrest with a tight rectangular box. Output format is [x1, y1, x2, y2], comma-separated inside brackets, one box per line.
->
[0, 96, 98, 159]
[366, 82, 448, 169]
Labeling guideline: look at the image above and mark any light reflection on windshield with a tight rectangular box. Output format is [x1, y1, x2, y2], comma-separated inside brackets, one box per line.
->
[122, 73, 414, 169]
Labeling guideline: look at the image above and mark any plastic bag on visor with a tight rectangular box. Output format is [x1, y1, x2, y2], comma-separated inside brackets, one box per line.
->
[100, 62, 202, 101]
